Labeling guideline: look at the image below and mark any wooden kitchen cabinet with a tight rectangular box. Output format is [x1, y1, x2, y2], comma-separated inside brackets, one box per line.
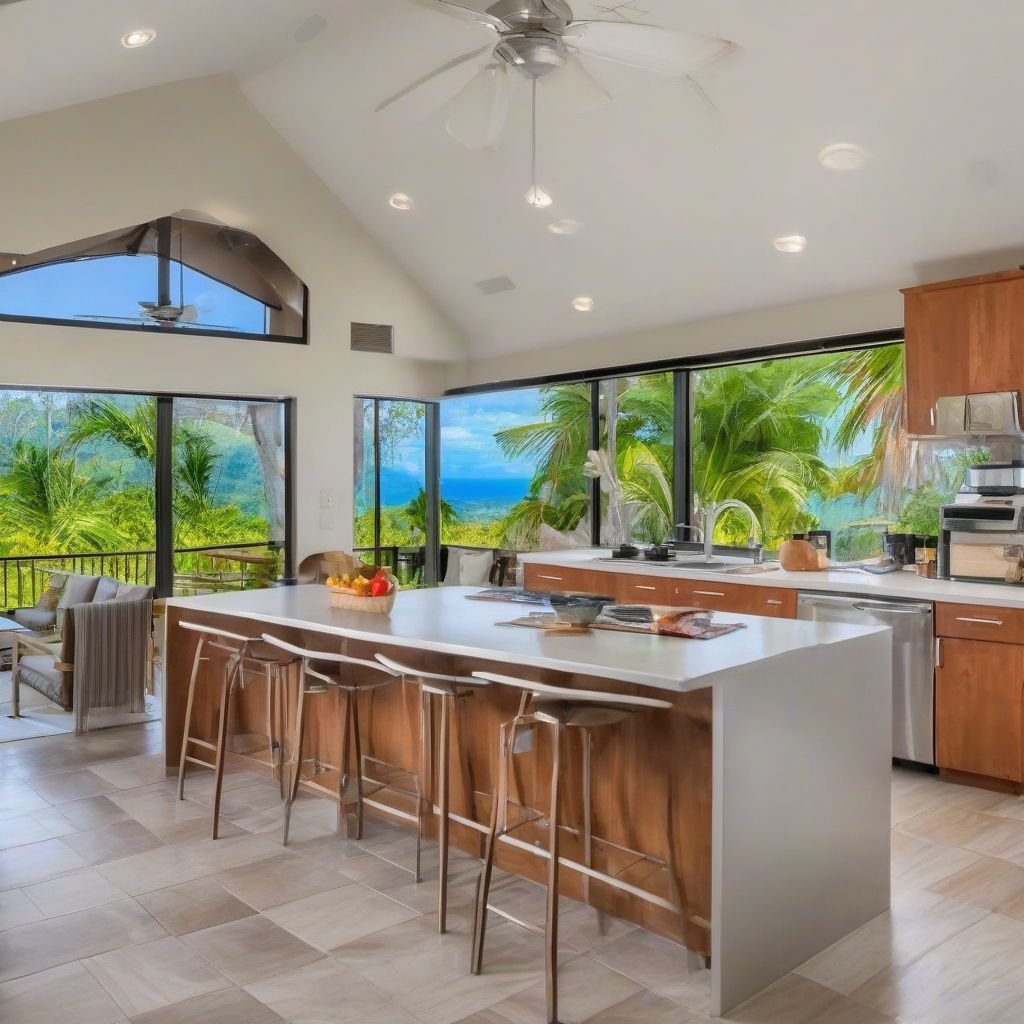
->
[935, 636, 1024, 783]
[903, 270, 1024, 435]
[673, 579, 797, 618]
[523, 563, 611, 596]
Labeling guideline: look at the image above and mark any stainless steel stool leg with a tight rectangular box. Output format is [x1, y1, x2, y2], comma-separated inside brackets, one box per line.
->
[177, 636, 206, 801]
[283, 662, 309, 846]
[437, 693, 451, 931]
[545, 723, 564, 1024]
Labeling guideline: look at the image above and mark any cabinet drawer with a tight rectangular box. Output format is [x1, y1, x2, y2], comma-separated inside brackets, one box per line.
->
[616, 575, 677, 605]
[523, 564, 608, 595]
[937, 603, 1024, 644]
[671, 581, 796, 618]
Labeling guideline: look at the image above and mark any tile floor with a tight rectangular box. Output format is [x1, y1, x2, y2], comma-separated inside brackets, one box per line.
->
[5, 723, 1024, 1022]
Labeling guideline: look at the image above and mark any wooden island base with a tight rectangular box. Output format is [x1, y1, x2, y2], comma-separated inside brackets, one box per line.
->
[164, 604, 714, 956]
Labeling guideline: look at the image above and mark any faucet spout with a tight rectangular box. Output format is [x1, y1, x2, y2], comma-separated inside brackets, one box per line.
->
[701, 500, 762, 562]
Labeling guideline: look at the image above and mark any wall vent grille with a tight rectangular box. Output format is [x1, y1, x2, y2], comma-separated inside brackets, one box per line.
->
[351, 322, 394, 354]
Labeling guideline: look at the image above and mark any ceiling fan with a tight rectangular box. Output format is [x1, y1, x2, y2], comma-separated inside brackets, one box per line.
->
[377, 0, 737, 152]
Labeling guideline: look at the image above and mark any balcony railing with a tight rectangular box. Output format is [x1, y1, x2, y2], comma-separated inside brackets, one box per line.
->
[0, 542, 283, 609]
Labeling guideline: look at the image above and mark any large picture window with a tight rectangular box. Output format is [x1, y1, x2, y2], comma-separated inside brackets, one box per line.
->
[0, 215, 307, 342]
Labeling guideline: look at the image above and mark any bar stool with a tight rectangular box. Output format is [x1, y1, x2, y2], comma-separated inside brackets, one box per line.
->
[260, 635, 423, 872]
[375, 652, 490, 933]
[469, 672, 676, 1024]
[177, 621, 297, 839]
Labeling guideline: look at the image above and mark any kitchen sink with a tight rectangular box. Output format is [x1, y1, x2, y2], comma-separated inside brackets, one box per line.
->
[672, 558, 780, 575]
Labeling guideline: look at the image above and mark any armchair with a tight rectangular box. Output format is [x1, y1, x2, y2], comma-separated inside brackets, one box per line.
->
[12, 597, 153, 733]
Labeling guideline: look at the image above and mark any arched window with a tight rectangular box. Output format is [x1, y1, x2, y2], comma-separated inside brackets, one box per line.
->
[0, 215, 307, 343]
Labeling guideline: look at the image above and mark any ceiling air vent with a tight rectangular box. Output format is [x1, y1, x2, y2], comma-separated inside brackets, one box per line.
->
[351, 322, 394, 354]
[475, 276, 516, 296]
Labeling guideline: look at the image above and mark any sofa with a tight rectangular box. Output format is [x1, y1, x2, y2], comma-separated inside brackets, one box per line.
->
[11, 572, 153, 716]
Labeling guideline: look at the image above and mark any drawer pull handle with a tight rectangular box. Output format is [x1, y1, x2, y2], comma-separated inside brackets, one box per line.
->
[633, 585, 657, 591]
[694, 590, 726, 598]
[538, 575, 563, 582]
[766, 599, 783, 606]
[955, 616, 1004, 626]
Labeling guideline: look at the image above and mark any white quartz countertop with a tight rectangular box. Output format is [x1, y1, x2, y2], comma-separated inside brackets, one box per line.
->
[165, 584, 884, 694]
[519, 548, 1024, 609]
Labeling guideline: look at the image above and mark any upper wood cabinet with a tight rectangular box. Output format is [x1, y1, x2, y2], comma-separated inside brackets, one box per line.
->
[903, 269, 1024, 434]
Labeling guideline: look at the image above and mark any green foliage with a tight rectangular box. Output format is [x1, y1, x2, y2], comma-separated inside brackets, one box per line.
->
[894, 487, 945, 536]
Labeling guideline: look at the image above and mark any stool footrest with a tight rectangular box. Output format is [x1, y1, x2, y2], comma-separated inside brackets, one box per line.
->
[183, 755, 213, 769]
[184, 738, 217, 752]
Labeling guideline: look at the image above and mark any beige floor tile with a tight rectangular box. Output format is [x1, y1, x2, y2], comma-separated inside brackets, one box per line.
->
[182, 914, 323, 985]
[333, 912, 544, 1024]
[89, 755, 170, 791]
[130, 986, 285, 1024]
[84, 934, 230, 1016]
[0, 961, 124, 1024]
[137, 876, 256, 935]
[487, 954, 642, 1024]
[96, 845, 210, 896]
[930, 855, 1024, 918]
[729, 972, 892, 1023]
[900, 805, 1024, 855]
[0, 807, 79, 850]
[55, 795, 130, 830]
[22, 866, 127, 917]
[215, 852, 349, 910]
[265, 881, 419, 951]
[169, 831, 283, 874]
[341, 851, 479, 917]
[26, 769, 118, 805]
[795, 888, 986, 995]
[0, 899, 165, 983]
[914, 912, 1024, 991]
[150, 815, 245, 845]
[0, 890, 43, 931]
[0, 838, 88, 890]
[890, 831, 982, 894]
[578, 988, 707, 1023]
[61, 819, 164, 866]
[245, 956, 416, 1024]
[590, 928, 711, 1014]
[0, 779, 51, 821]
[105, 789, 209, 831]
[851, 955, 1023, 1023]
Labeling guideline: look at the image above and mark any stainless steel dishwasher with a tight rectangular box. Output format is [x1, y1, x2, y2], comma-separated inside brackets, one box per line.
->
[797, 593, 935, 766]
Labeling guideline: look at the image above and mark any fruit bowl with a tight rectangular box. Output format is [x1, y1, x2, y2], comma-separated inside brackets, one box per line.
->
[326, 570, 399, 614]
[547, 592, 615, 627]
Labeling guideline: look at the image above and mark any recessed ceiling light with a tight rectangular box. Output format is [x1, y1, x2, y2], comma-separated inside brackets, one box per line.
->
[121, 29, 156, 49]
[572, 296, 594, 312]
[548, 219, 580, 235]
[525, 186, 553, 209]
[819, 143, 866, 171]
[388, 193, 415, 211]
[773, 235, 807, 254]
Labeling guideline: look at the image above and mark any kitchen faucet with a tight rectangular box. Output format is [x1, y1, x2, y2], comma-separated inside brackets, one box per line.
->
[694, 500, 763, 563]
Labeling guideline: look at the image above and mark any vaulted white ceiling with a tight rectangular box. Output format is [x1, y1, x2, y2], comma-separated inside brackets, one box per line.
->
[3, 0, 1024, 358]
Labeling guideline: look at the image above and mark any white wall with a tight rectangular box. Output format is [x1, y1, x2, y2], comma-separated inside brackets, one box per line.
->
[451, 286, 903, 388]
[0, 75, 468, 560]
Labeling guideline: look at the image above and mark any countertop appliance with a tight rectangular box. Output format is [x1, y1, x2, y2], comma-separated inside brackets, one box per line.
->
[939, 461, 1024, 584]
[797, 592, 935, 766]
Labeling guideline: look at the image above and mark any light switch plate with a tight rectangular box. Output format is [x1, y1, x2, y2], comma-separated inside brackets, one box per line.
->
[319, 511, 335, 530]
[320, 488, 335, 509]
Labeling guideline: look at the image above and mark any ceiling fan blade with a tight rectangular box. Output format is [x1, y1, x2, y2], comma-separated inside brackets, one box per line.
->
[563, 21, 737, 78]
[375, 45, 492, 112]
[399, 0, 505, 32]
[541, 53, 610, 115]
[445, 63, 511, 149]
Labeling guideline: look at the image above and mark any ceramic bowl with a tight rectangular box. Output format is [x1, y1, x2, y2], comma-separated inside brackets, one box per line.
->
[547, 592, 615, 626]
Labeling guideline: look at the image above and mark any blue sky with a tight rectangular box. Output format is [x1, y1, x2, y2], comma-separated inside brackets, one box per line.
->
[440, 388, 542, 481]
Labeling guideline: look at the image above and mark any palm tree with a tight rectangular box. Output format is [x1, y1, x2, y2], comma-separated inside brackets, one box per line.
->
[62, 396, 158, 465]
[690, 359, 837, 546]
[827, 344, 907, 513]
[402, 488, 457, 538]
[0, 440, 122, 552]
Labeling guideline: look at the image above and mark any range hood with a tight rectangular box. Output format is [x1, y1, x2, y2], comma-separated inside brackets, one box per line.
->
[933, 391, 1024, 437]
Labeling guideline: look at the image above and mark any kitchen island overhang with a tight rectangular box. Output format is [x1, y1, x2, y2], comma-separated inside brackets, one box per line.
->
[162, 584, 892, 1015]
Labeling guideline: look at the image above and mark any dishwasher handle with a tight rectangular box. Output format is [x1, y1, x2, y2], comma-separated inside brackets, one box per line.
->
[852, 602, 931, 615]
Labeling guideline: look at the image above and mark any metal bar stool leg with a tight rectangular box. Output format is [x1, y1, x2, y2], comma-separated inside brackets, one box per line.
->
[437, 693, 452, 931]
[177, 636, 206, 800]
[211, 655, 240, 840]
[545, 723, 564, 1024]
[337, 689, 353, 837]
[352, 693, 365, 840]
[283, 662, 309, 846]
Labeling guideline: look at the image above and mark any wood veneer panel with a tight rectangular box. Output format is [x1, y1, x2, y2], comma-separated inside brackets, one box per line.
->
[164, 607, 713, 955]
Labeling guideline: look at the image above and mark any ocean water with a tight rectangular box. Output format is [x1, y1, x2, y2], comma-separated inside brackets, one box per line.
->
[380, 467, 529, 520]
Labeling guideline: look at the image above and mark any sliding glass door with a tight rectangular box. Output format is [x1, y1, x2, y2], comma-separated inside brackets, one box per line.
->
[354, 397, 438, 586]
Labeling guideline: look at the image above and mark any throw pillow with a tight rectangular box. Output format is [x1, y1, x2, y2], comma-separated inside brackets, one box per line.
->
[457, 549, 494, 587]
[38, 586, 62, 612]
[92, 576, 121, 603]
[115, 583, 153, 602]
[55, 573, 101, 631]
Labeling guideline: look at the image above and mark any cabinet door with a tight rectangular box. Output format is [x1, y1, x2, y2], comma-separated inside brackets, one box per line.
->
[903, 287, 974, 435]
[523, 564, 606, 595]
[616, 574, 678, 605]
[727, 586, 797, 619]
[935, 637, 1024, 782]
[971, 277, 1024, 395]
[674, 580, 740, 612]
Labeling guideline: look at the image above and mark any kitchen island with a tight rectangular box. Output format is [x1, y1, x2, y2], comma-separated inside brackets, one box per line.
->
[163, 584, 891, 1015]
